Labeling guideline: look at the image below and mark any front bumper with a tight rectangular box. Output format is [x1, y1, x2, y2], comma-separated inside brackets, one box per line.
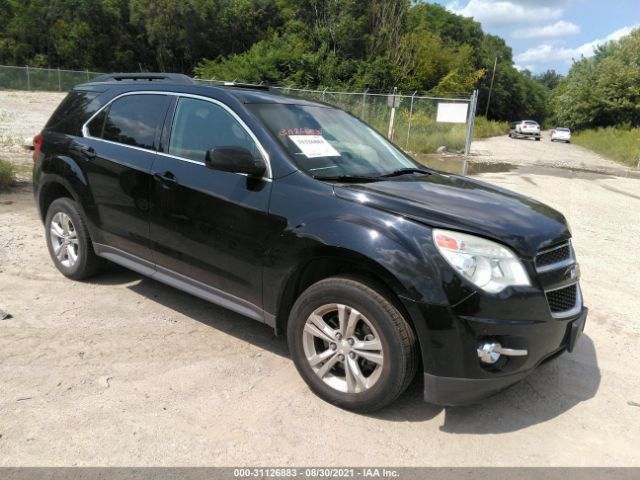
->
[423, 307, 588, 406]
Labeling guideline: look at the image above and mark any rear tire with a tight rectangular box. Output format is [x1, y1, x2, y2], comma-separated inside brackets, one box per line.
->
[287, 276, 418, 412]
[45, 197, 103, 280]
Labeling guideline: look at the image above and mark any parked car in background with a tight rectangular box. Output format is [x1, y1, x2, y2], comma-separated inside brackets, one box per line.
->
[33, 73, 587, 411]
[509, 120, 541, 141]
[551, 127, 571, 143]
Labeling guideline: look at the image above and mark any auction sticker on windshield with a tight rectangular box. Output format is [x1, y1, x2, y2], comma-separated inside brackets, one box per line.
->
[289, 135, 340, 158]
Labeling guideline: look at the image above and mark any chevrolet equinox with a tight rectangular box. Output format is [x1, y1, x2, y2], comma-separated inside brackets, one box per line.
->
[33, 73, 588, 411]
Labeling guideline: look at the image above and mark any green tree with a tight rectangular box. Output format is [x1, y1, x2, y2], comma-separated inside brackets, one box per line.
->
[534, 69, 563, 90]
[0, 0, 554, 122]
[551, 28, 640, 129]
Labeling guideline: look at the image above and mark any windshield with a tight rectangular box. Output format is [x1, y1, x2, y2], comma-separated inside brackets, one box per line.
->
[248, 104, 418, 178]
[556, 128, 570, 132]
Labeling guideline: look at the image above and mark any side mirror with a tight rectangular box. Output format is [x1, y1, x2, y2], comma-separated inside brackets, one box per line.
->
[205, 146, 266, 178]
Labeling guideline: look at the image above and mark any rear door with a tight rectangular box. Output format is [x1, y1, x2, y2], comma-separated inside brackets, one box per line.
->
[148, 95, 273, 318]
[81, 93, 170, 261]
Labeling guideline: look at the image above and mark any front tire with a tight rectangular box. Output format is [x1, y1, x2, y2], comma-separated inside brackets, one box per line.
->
[45, 197, 103, 280]
[287, 276, 418, 412]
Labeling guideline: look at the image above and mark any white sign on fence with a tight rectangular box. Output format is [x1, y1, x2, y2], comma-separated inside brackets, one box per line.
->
[387, 95, 402, 108]
[436, 102, 468, 123]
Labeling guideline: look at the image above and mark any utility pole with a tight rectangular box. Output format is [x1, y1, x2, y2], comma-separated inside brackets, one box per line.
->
[484, 56, 498, 118]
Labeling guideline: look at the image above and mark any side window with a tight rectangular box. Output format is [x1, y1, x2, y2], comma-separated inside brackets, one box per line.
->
[101, 94, 168, 150]
[168, 97, 257, 163]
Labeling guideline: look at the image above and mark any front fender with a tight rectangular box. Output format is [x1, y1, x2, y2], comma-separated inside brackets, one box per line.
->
[264, 171, 453, 311]
[281, 212, 446, 303]
[262, 207, 450, 375]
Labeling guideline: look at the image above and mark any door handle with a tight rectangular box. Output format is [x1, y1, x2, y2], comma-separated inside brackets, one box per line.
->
[74, 144, 96, 159]
[153, 171, 178, 188]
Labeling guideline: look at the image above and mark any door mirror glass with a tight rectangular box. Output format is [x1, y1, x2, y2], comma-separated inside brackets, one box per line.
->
[205, 147, 266, 177]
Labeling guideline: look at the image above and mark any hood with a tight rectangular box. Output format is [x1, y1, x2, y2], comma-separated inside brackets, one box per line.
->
[333, 172, 570, 258]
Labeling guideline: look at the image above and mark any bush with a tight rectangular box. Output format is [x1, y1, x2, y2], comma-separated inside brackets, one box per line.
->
[473, 117, 509, 139]
[572, 128, 640, 167]
[396, 115, 508, 154]
[391, 110, 466, 154]
[0, 158, 16, 189]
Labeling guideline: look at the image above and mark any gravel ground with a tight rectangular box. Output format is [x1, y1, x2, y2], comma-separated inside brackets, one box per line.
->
[1, 90, 639, 466]
[471, 130, 633, 173]
[0, 90, 66, 167]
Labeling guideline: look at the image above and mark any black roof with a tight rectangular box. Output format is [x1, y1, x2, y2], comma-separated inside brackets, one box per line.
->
[79, 72, 329, 108]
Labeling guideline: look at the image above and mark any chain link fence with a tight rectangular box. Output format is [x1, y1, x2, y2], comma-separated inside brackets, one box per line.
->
[197, 79, 478, 155]
[0, 65, 101, 92]
[0, 65, 478, 154]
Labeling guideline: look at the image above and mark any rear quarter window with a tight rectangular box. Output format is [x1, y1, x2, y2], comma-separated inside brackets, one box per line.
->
[45, 90, 101, 136]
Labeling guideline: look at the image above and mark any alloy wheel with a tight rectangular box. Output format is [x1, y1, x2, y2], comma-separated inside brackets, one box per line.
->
[302, 303, 384, 393]
[49, 212, 79, 268]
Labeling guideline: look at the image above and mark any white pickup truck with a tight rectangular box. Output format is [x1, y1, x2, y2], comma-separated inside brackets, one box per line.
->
[509, 120, 541, 141]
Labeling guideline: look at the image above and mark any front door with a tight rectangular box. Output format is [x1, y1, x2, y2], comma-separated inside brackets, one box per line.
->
[149, 96, 273, 317]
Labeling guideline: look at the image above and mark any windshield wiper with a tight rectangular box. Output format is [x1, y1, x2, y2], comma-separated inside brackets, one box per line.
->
[313, 175, 381, 183]
[379, 168, 432, 178]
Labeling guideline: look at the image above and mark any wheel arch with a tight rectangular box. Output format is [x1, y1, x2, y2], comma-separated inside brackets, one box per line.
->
[274, 247, 415, 337]
[35, 153, 93, 223]
[37, 179, 76, 222]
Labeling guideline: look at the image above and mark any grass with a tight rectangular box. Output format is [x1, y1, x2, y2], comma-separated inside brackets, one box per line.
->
[400, 116, 508, 154]
[473, 117, 510, 139]
[0, 157, 16, 189]
[572, 127, 640, 167]
[0, 135, 25, 146]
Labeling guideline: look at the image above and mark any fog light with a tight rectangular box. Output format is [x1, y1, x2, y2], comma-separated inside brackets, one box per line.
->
[477, 340, 528, 364]
[478, 342, 502, 364]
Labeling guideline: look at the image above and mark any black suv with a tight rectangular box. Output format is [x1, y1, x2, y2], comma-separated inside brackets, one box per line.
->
[33, 73, 587, 411]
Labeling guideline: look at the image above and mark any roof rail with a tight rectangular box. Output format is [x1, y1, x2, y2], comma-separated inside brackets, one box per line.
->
[91, 73, 196, 85]
[220, 81, 271, 91]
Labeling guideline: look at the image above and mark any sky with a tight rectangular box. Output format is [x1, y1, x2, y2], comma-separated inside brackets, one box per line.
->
[430, 0, 640, 74]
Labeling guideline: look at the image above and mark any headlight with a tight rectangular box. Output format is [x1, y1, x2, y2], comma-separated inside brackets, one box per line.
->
[432, 229, 530, 293]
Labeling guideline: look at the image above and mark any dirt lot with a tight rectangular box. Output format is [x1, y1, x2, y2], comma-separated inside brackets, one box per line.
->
[471, 129, 634, 173]
[1, 91, 639, 466]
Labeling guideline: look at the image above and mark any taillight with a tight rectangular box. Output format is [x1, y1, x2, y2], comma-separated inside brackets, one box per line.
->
[33, 134, 43, 162]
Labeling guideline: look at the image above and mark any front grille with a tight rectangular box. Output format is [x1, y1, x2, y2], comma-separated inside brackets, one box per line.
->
[546, 284, 577, 313]
[536, 243, 571, 269]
